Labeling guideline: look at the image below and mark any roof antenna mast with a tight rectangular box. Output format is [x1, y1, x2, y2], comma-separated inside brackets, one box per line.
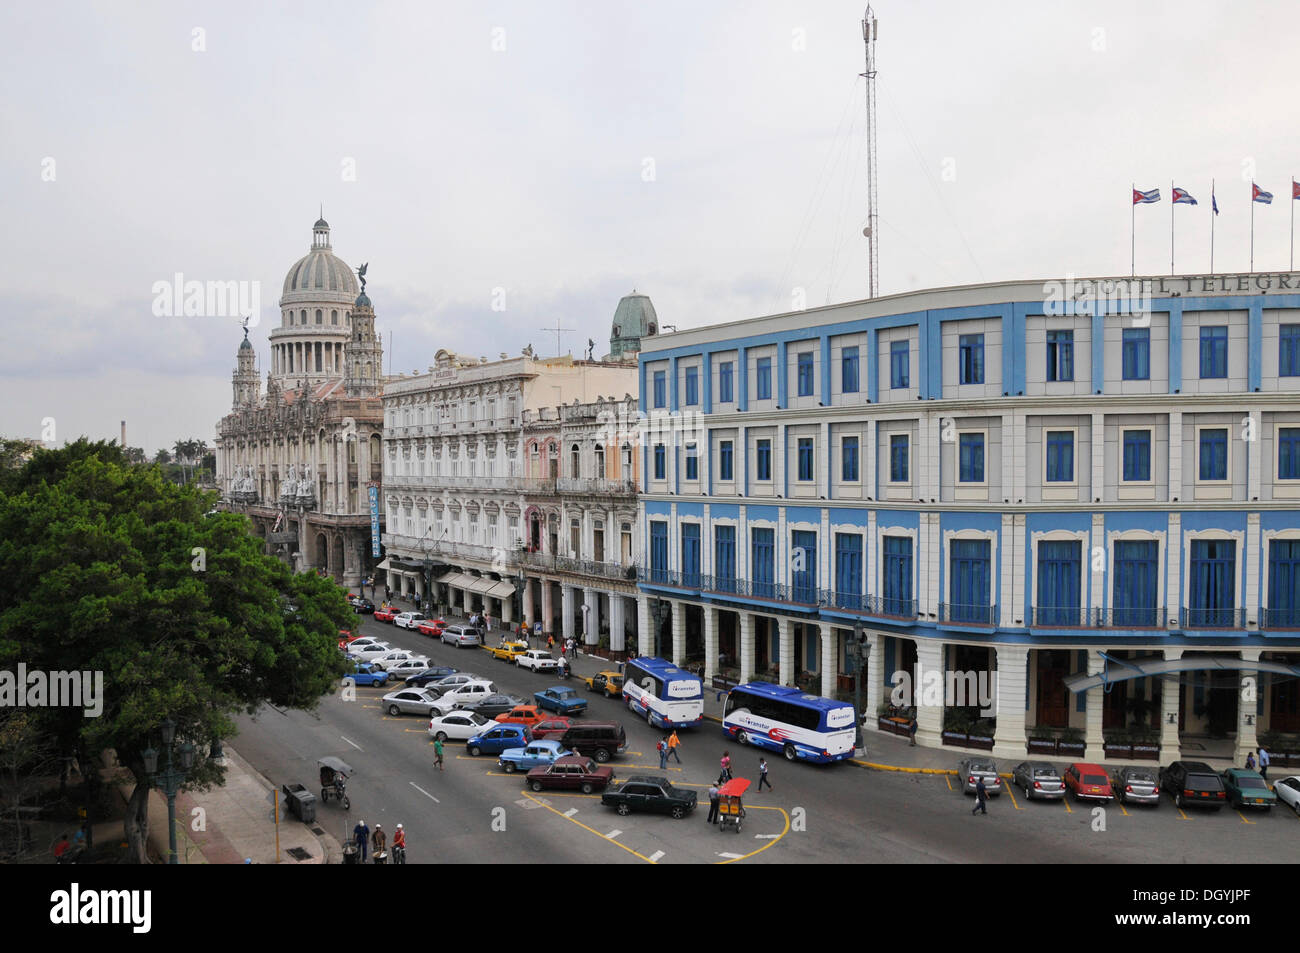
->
[861, 7, 880, 299]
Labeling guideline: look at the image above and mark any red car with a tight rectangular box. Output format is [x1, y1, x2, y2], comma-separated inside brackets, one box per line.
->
[526, 755, 615, 794]
[496, 705, 546, 728]
[373, 607, 399, 623]
[337, 630, 359, 649]
[530, 717, 573, 740]
[417, 618, 446, 637]
[1064, 762, 1114, 802]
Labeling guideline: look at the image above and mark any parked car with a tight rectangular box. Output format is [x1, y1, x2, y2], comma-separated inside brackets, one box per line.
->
[351, 598, 376, 614]
[498, 739, 569, 773]
[442, 625, 484, 648]
[427, 672, 484, 691]
[485, 640, 530, 662]
[427, 710, 495, 742]
[1011, 761, 1065, 800]
[495, 705, 547, 728]
[417, 618, 446, 637]
[380, 688, 445, 717]
[1063, 762, 1114, 802]
[466, 723, 532, 757]
[600, 776, 696, 818]
[403, 666, 459, 687]
[1111, 765, 1161, 806]
[530, 716, 574, 740]
[956, 758, 1002, 796]
[535, 686, 588, 716]
[345, 662, 390, 687]
[1273, 775, 1300, 815]
[584, 671, 624, 697]
[458, 693, 526, 719]
[439, 680, 497, 710]
[1222, 768, 1276, 809]
[394, 611, 427, 630]
[556, 722, 627, 764]
[370, 649, 423, 672]
[341, 635, 385, 652]
[526, 755, 614, 794]
[385, 657, 433, 679]
[516, 650, 558, 673]
[347, 642, 394, 662]
[1160, 761, 1227, 810]
[373, 607, 399, 623]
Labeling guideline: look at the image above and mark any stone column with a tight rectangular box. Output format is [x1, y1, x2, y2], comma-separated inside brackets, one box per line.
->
[913, 639, 944, 748]
[1160, 647, 1182, 759]
[1084, 649, 1106, 763]
[704, 605, 719, 683]
[501, 588, 514, 626]
[777, 617, 793, 686]
[522, 575, 534, 627]
[739, 611, 755, 685]
[561, 585, 575, 643]
[671, 600, 686, 666]
[636, 594, 651, 657]
[866, 631, 883, 720]
[583, 587, 599, 647]
[297, 516, 312, 571]
[1236, 648, 1262, 765]
[542, 581, 555, 638]
[609, 595, 626, 653]
[820, 623, 836, 699]
[992, 646, 1029, 759]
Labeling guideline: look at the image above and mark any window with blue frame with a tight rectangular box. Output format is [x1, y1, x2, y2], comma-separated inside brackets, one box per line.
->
[751, 528, 775, 598]
[1267, 539, 1300, 627]
[1198, 428, 1228, 480]
[684, 366, 698, 406]
[649, 521, 668, 583]
[797, 352, 814, 397]
[797, 437, 814, 481]
[1281, 325, 1300, 377]
[834, 533, 862, 609]
[949, 538, 992, 622]
[1045, 430, 1074, 483]
[1279, 427, 1300, 480]
[841, 436, 859, 482]
[1199, 326, 1228, 379]
[959, 334, 985, 384]
[1189, 538, 1236, 627]
[1036, 540, 1081, 626]
[653, 443, 666, 480]
[652, 370, 666, 408]
[1122, 430, 1152, 481]
[719, 361, 734, 402]
[715, 526, 736, 592]
[891, 340, 910, 389]
[719, 440, 734, 481]
[889, 434, 909, 482]
[756, 357, 772, 400]
[685, 444, 698, 481]
[1046, 330, 1074, 382]
[680, 523, 701, 588]
[1113, 540, 1158, 627]
[841, 346, 859, 394]
[1122, 328, 1150, 380]
[791, 530, 817, 603]
[882, 536, 913, 615]
[958, 433, 985, 482]
[756, 439, 772, 481]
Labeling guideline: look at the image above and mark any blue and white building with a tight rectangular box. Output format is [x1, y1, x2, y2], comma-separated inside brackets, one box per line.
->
[635, 272, 1300, 762]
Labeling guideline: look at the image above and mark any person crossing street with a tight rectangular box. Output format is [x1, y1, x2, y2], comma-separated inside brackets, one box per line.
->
[667, 730, 682, 764]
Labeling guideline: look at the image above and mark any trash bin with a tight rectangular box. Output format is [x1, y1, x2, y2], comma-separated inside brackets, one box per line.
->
[342, 844, 359, 864]
[281, 783, 316, 823]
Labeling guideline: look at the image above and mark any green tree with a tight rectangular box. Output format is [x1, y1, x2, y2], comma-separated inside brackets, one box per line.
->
[154, 449, 172, 465]
[0, 439, 350, 862]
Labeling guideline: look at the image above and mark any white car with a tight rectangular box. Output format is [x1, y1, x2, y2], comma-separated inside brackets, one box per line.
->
[385, 657, 432, 678]
[347, 642, 394, 662]
[343, 636, 386, 652]
[435, 680, 497, 709]
[1274, 775, 1300, 815]
[370, 650, 422, 672]
[394, 612, 427, 630]
[516, 650, 558, 673]
[428, 673, 484, 692]
[428, 711, 495, 742]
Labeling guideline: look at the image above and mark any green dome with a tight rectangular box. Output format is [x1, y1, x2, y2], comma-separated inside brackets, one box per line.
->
[609, 291, 657, 359]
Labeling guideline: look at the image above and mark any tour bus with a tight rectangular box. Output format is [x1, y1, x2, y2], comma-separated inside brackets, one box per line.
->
[722, 682, 856, 763]
[622, 657, 704, 729]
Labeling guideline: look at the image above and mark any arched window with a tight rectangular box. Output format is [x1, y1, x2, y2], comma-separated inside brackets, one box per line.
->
[316, 309, 323, 325]
[300, 309, 306, 325]
[571, 444, 581, 478]
[331, 309, 338, 325]
[594, 444, 605, 477]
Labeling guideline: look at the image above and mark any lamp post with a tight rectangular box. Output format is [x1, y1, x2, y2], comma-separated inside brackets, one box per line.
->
[848, 620, 867, 753]
[516, 568, 527, 634]
[141, 718, 196, 865]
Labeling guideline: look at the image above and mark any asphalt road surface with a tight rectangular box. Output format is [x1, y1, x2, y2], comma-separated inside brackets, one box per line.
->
[231, 615, 1300, 864]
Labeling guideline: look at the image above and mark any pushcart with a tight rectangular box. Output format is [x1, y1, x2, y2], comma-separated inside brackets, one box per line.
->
[717, 777, 749, 833]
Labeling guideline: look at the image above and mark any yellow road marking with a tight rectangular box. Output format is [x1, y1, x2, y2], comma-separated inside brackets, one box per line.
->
[1116, 799, 1128, 817]
[1062, 795, 1072, 814]
[1004, 784, 1023, 811]
[716, 805, 790, 865]
[518, 790, 658, 863]
[944, 774, 953, 792]
[1176, 804, 1190, 821]
[1235, 809, 1255, 824]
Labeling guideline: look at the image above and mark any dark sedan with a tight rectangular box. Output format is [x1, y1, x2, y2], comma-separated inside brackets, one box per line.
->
[457, 692, 526, 719]
[1160, 760, 1227, 810]
[600, 776, 696, 819]
[403, 666, 460, 688]
[526, 755, 614, 794]
[1011, 761, 1065, 800]
[351, 597, 376, 614]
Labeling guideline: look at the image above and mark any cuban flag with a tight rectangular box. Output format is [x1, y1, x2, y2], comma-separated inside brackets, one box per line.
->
[1253, 183, 1274, 204]
[1293, 180, 1299, 200]
[1133, 187, 1161, 205]
[1172, 187, 1197, 205]
[1212, 191, 1219, 215]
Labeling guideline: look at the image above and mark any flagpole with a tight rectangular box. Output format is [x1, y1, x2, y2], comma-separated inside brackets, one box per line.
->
[1170, 179, 1175, 275]
[1131, 181, 1135, 277]
[1291, 178, 1295, 272]
[1211, 178, 1216, 273]
[1251, 185, 1256, 272]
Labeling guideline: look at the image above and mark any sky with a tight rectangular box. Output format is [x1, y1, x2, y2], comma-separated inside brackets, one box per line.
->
[2, 0, 1298, 454]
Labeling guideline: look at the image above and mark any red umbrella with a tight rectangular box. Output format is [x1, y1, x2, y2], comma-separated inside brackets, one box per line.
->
[718, 778, 750, 798]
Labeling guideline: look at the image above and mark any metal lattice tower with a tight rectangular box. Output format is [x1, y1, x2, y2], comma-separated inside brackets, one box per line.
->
[861, 7, 879, 299]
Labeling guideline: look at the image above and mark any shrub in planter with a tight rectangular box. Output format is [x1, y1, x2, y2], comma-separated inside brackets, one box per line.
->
[1028, 724, 1057, 741]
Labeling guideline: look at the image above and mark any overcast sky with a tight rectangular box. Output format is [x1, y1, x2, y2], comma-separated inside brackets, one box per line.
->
[2, 1, 1298, 454]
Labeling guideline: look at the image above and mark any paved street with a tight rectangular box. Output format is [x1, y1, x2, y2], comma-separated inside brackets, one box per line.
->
[231, 612, 1300, 864]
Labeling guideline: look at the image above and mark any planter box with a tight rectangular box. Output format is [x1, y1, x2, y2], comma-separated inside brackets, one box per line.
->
[941, 730, 968, 746]
[1027, 738, 1057, 754]
[1057, 741, 1085, 756]
[1130, 744, 1160, 760]
[966, 735, 995, 750]
[878, 716, 913, 738]
[711, 675, 739, 691]
[1104, 744, 1133, 759]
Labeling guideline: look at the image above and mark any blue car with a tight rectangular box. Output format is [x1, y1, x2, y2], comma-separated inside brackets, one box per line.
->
[346, 663, 390, 687]
[404, 666, 459, 687]
[535, 686, 588, 716]
[465, 723, 531, 757]
[498, 739, 569, 774]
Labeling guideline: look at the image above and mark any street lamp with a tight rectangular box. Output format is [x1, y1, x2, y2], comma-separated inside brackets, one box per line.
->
[515, 568, 527, 636]
[141, 718, 196, 865]
[848, 620, 867, 752]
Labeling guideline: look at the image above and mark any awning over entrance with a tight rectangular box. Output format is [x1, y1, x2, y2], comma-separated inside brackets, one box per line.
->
[465, 576, 496, 595]
[375, 558, 392, 572]
[486, 581, 516, 600]
[437, 570, 462, 585]
[1064, 653, 1300, 693]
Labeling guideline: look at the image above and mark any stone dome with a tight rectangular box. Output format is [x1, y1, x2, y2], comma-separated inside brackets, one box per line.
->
[609, 291, 658, 360]
[280, 219, 359, 300]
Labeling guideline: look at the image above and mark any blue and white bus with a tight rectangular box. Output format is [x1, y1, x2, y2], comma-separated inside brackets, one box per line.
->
[622, 657, 704, 729]
[722, 682, 856, 763]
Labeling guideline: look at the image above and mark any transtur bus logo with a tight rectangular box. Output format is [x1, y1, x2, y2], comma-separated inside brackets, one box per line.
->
[1042, 276, 1152, 327]
[151, 273, 261, 325]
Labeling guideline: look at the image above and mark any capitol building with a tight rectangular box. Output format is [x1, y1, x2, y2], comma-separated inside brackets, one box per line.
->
[214, 217, 385, 586]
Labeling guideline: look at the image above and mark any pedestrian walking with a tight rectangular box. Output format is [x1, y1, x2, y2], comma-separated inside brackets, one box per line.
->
[971, 778, 988, 815]
[1258, 745, 1271, 781]
[667, 730, 682, 764]
[433, 737, 445, 771]
[706, 781, 720, 824]
[909, 717, 918, 747]
[547, 634, 555, 652]
[566, 637, 575, 658]
[719, 750, 732, 782]
[353, 819, 370, 861]
[757, 757, 773, 791]
[1246, 750, 1257, 771]
[657, 737, 669, 769]
[485, 612, 492, 632]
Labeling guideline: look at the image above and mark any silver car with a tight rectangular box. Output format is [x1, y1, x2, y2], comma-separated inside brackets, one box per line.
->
[1012, 761, 1065, 800]
[1112, 766, 1160, 805]
[441, 625, 483, 648]
[957, 757, 1002, 796]
[380, 687, 445, 717]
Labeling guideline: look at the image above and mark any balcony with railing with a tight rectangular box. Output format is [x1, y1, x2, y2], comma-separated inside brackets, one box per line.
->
[1180, 606, 1247, 631]
[1261, 606, 1300, 630]
[937, 602, 999, 627]
[1029, 606, 1163, 629]
[556, 477, 638, 496]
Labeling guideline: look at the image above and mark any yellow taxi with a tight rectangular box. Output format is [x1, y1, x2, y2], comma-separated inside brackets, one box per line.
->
[584, 670, 624, 697]
[485, 640, 530, 662]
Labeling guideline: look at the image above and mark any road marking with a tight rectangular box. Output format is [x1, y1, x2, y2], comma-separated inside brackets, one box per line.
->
[564, 808, 578, 817]
[717, 852, 744, 859]
[944, 774, 953, 792]
[1176, 804, 1190, 821]
[1116, 800, 1129, 817]
[1235, 810, 1255, 824]
[755, 834, 779, 839]
[647, 850, 664, 863]
[1062, 796, 1072, 814]
[410, 782, 440, 804]
[1003, 785, 1023, 811]
[340, 735, 362, 750]
[605, 829, 623, 839]
[519, 790, 661, 863]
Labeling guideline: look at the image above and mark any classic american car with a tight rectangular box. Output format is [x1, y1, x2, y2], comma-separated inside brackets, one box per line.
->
[534, 686, 588, 716]
[526, 755, 614, 794]
[498, 739, 569, 773]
